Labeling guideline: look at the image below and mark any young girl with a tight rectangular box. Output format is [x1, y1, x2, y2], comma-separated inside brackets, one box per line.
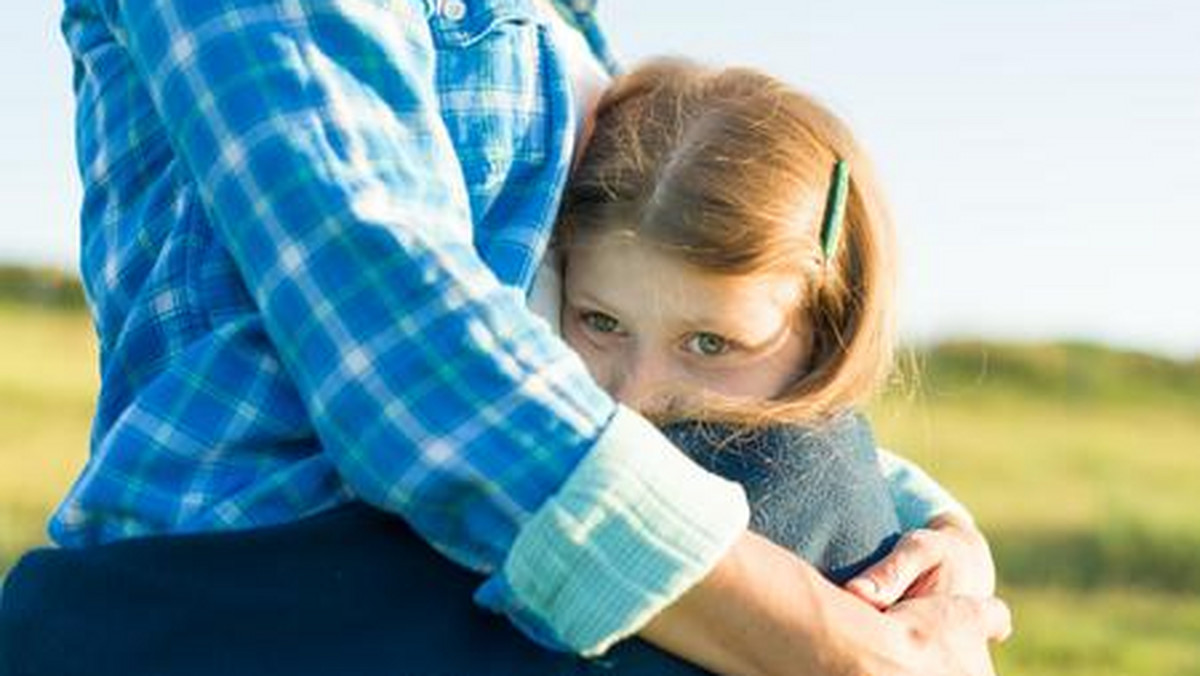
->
[2, 58, 992, 676]
[518, 56, 980, 672]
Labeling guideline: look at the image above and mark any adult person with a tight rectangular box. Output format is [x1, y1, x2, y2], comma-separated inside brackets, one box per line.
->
[2, 1, 1008, 675]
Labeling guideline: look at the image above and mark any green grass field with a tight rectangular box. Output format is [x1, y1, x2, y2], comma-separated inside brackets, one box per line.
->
[871, 346, 1200, 675]
[0, 301, 94, 565]
[2, 297, 1199, 675]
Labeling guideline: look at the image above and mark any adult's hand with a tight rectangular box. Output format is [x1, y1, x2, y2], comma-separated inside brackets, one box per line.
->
[883, 594, 1012, 676]
[639, 530, 1010, 676]
[846, 512, 996, 609]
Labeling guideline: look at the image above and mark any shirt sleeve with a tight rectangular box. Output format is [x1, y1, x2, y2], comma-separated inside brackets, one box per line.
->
[97, 0, 749, 653]
[877, 448, 973, 531]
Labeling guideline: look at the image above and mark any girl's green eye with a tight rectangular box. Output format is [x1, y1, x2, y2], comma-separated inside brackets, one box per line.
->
[688, 332, 731, 357]
[582, 311, 621, 334]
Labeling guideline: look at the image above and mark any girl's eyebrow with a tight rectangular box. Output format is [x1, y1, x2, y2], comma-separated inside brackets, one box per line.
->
[566, 290, 621, 316]
[673, 314, 732, 333]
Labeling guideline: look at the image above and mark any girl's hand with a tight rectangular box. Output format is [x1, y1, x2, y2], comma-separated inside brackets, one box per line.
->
[845, 512, 997, 609]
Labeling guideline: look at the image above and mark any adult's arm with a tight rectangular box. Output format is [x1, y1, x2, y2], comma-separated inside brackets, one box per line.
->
[637, 444, 1007, 675]
[641, 531, 1011, 676]
[91, 0, 746, 653]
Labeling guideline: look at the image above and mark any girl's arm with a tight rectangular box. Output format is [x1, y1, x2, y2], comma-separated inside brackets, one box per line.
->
[847, 451, 997, 607]
[876, 449, 973, 530]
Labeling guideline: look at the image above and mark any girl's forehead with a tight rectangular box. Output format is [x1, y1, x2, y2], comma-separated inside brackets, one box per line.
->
[565, 231, 805, 332]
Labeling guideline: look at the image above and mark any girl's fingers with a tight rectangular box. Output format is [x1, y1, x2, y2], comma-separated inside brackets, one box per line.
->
[845, 529, 946, 608]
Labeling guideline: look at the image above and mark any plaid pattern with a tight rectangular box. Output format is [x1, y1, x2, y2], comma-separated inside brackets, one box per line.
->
[54, 0, 619, 574]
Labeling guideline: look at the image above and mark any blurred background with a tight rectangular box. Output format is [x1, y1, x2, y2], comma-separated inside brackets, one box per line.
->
[2, 2, 1198, 674]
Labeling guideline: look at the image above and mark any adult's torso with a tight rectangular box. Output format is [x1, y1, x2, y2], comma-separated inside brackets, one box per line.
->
[55, 0, 596, 545]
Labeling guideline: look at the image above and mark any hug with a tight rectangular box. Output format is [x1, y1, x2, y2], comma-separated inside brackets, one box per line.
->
[2, 2, 1008, 674]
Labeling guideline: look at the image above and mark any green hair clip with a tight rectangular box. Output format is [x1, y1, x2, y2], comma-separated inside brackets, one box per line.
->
[820, 160, 851, 262]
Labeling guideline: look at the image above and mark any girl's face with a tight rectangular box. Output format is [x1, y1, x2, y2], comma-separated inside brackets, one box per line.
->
[562, 230, 814, 416]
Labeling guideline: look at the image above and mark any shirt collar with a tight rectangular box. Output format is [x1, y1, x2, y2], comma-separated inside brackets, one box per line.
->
[547, 0, 620, 75]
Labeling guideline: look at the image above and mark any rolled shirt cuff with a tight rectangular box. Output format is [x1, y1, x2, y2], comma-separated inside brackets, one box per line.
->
[475, 404, 750, 656]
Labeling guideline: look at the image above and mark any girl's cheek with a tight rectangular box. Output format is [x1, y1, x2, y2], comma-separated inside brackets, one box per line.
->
[690, 364, 779, 400]
[584, 352, 619, 397]
[561, 314, 589, 353]
[563, 326, 611, 388]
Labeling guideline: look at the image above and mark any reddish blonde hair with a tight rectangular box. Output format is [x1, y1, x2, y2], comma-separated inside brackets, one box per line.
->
[556, 58, 898, 425]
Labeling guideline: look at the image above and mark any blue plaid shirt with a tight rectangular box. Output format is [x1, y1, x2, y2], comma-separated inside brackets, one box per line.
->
[53, 0, 762, 653]
[54, 0, 965, 654]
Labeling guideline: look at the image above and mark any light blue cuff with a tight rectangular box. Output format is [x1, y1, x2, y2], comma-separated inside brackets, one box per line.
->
[476, 404, 750, 656]
[877, 448, 973, 532]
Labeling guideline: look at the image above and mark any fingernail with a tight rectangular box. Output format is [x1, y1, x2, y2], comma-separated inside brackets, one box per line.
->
[851, 578, 877, 596]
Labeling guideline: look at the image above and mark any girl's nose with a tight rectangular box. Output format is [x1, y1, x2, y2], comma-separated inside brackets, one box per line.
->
[608, 350, 670, 412]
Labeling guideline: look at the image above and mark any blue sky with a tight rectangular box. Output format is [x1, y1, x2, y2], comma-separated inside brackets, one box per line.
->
[3, 2, 1198, 357]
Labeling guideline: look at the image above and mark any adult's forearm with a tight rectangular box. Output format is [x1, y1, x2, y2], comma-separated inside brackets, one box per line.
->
[640, 531, 1009, 676]
[639, 531, 864, 676]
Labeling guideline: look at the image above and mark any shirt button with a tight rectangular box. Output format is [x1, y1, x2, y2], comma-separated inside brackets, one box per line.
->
[441, 0, 467, 21]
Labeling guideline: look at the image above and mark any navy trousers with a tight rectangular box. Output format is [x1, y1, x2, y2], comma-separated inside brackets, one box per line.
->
[1, 415, 899, 676]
